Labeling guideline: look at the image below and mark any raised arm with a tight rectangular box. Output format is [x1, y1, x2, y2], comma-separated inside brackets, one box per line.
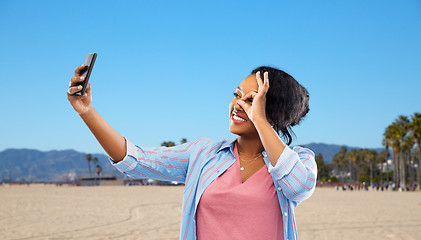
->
[237, 71, 317, 202]
[237, 71, 285, 166]
[67, 65, 126, 162]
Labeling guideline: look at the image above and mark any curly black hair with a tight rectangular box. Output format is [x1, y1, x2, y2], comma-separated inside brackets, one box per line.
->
[251, 66, 309, 145]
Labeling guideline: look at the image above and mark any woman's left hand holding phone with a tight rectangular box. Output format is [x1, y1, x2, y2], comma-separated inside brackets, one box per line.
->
[67, 65, 93, 116]
[66, 64, 127, 162]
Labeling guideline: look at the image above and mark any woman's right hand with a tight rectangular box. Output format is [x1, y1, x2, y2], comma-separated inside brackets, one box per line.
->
[67, 65, 93, 115]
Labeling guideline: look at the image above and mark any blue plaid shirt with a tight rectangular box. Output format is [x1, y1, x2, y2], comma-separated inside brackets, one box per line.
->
[110, 138, 317, 240]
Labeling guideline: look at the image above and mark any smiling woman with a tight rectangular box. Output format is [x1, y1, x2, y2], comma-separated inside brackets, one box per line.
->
[67, 65, 316, 240]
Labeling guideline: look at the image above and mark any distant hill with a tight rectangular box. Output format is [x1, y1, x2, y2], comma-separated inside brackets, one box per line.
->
[0, 148, 120, 182]
[300, 143, 384, 163]
[0, 143, 385, 182]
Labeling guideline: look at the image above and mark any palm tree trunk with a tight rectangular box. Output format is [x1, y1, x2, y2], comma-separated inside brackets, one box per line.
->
[340, 165, 344, 183]
[408, 153, 414, 184]
[394, 152, 399, 190]
[348, 160, 351, 181]
[386, 158, 390, 188]
[380, 160, 383, 186]
[399, 152, 406, 191]
[418, 145, 421, 191]
[87, 162, 92, 177]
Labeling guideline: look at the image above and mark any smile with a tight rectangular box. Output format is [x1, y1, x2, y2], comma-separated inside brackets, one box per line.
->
[231, 111, 247, 123]
[233, 115, 246, 122]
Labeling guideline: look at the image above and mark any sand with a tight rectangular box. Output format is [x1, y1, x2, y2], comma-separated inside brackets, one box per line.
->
[0, 185, 420, 240]
[296, 187, 421, 240]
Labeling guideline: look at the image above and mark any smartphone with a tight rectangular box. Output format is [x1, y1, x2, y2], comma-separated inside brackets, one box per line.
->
[76, 53, 97, 96]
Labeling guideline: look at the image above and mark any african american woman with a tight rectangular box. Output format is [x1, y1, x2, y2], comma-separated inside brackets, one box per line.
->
[67, 65, 317, 240]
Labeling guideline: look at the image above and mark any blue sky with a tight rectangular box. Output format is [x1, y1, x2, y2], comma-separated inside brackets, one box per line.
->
[0, 0, 420, 154]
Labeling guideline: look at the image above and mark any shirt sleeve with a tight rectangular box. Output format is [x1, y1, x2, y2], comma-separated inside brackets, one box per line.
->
[268, 145, 317, 203]
[109, 138, 201, 183]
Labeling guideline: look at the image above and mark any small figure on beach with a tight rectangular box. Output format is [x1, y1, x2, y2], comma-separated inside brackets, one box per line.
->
[67, 65, 316, 240]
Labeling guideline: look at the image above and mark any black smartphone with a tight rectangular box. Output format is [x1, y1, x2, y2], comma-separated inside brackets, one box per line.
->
[76, 53, 97, 96]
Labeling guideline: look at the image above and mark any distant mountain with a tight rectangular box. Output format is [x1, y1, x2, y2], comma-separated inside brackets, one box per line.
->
[0, 148, 120, 182]
[0, 143, 385, 182]
[300, 143, 384, 163]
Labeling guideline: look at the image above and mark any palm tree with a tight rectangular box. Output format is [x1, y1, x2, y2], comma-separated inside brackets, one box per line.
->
[395, 116, 411, 190]
[384, 124, 398, 188]
[86, 154, 92, 176]
[365, 150, 378, 185]
[92, 157, 99, 169]
[383, 113, 421, 191]
[382, 137, 393, 186]
[94, 163, 102, 186]
[333, 146, 347, 182]
[384, 121, 405, 190]
[402, 134, 415, 185]
[345, 149, 358, 181]
[92, 156, 99, 183]
[315, 154, 331, 182]
[384, 116, 411, 190]
[411, 147, 421, 190]
[410, 113, 421, 190]
[357, 149, 369, 184]
[95, 164, 102, 177]
[376, 150, 388, 185]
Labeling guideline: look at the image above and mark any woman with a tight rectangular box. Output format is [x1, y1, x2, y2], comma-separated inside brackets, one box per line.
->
[67, 65, 317, 240]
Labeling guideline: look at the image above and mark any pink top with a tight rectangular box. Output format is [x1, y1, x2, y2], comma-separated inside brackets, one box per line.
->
[196, 143, 284, 240]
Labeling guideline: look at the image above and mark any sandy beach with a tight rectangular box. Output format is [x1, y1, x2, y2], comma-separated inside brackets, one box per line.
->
[1, 185, 420, 240]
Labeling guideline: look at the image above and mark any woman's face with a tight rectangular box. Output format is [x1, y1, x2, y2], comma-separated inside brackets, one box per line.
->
[229, 74, 260, 137]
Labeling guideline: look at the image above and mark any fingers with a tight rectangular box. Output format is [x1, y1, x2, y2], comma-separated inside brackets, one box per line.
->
[241, 91, 257, 103]
[67, 85, 83, 95]
[68, 66, 91, 99]
[74, 65, 87, 77]
[263, 71, 269, 94]
[256, 71, 264, 90]
[70, 76, 85, 87]
[237, 99, 251, 112]
[256, 71, 270, 94]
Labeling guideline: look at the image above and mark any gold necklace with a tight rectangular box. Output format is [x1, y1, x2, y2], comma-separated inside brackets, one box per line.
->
[238, 151, 262, 162]
[239, 154, 262, 171]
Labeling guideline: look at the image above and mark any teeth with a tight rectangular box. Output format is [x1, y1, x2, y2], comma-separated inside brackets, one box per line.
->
[233, 115, 246, 122]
